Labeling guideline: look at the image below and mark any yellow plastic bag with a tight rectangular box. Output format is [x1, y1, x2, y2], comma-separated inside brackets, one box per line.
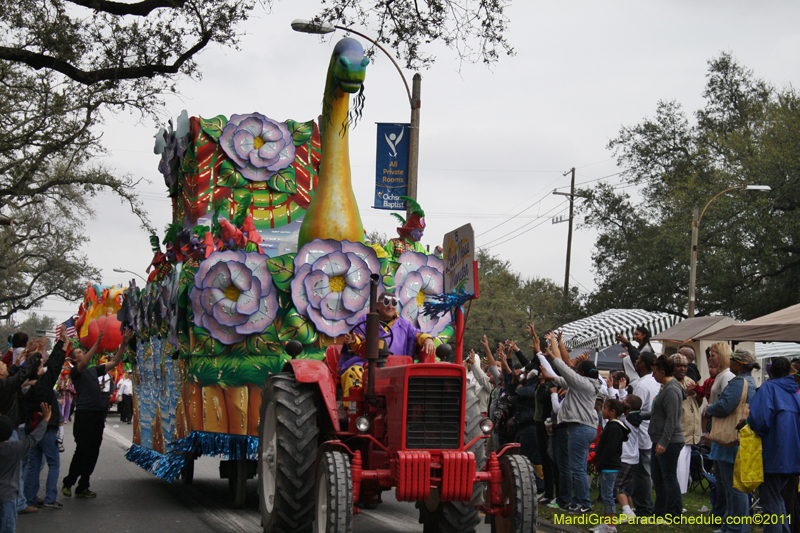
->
[734, 425, 763, 493]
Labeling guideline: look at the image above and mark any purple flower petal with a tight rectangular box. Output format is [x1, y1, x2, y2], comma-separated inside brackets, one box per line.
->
[201, 312, 246, 345]
[320, 292, 350, 321]
[290, 264, 312, 315]
[239, 165, 273, 182]
[265, 144, 295, 171]
[195, 251, 245, 287]
[312, 251, 350, 278]
[233, 129, 256, 160]
[425, 255, 444, 271]
[400, 301, 420, 323]
[236, 292, 279, 335]
[341, 241, 381, 274]
[344, 254, 370, 290]
[346, 311, 367, 326]
[219, 126, 247, 167]
[304, 270, 330, 308]
[342, 285, 369, 313]
[307, 306, 350, 337]
[204, 262, 232, 291]
[235, 283, 261, 315]
[237, 116, 266, 137]
[242, 252, 270, 293]
[294, 239, 342, 270]
[198, 287, 226, 315]
[228, 261, 253, 292]
[416, 266, 443, 295]
[395, 251, 428, 287]
[397, 271, 423, 306]
[254, 140, 281, 161]
[260, 121, 283, 141]
[212, 297, 250, 327]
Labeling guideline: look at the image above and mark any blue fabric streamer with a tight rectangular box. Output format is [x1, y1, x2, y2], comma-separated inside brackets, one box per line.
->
[125, 431, 259, 482]
[422, 288, 472, 317]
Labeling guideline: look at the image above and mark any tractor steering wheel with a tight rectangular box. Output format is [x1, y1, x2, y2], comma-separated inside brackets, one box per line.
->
[349, 319, 394, 355]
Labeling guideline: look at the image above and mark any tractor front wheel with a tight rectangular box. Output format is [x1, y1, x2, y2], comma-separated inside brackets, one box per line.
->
[315, 451, 353, 533]
[491, 454, 537, 533]
[258, 373, 321, 533]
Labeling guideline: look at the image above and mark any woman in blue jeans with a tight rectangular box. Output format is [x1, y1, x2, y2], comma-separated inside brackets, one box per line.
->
[705, 349, 759, 533]
[540, 331, 601, 513]
[648, 355, 685, 519]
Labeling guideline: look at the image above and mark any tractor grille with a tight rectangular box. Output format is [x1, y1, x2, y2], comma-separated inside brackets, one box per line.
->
[405, 376, 462, 449]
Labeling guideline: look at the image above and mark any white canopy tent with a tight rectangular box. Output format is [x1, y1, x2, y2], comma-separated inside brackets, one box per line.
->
[560, 309, 683, 351]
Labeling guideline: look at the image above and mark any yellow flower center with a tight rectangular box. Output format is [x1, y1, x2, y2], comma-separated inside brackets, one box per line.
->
[224, 285, 241, 301]
[252, 137, 265, 150]
[329, 276, 346, 293]
[416, 290, 426, 307]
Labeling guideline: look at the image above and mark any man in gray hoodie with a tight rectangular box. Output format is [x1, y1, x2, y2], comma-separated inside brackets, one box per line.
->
[648, 354, 685, 520]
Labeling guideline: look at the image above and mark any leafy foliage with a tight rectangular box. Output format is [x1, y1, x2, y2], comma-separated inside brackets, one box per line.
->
[581, 53, 800, 319]
[462, 249, 585, 353]
[0, 313, 55, 352]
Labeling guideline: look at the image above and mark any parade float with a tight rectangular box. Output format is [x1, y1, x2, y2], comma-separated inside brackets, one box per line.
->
[123, 37, 454, 499]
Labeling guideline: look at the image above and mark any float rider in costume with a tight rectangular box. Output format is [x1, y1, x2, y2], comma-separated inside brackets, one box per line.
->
[384, 197, 443, 261]
[338, 291, 436, 402]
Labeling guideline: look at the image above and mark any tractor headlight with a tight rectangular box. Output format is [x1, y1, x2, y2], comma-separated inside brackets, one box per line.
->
[355, 416, 371, 433]
[479, 418, 493, 434]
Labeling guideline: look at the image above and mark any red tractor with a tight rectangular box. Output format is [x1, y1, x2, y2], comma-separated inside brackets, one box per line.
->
[257, 275, 537, 532]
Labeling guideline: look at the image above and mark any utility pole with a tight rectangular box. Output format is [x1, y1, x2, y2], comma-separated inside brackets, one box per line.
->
[563, 168, 576, 301]
[406, 74, 422, 220]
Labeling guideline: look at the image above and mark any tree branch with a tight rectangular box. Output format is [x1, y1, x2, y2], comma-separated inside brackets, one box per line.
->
[68, 0, 187, 17]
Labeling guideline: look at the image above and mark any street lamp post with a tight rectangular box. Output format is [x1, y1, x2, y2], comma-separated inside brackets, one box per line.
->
[290, 19, 421, 218]
[113, 268, 147, 282]
[687, 185, 771, 317]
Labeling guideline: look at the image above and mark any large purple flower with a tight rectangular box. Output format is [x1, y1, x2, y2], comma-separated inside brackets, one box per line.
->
[291, 239, 381, 337]
[189, 251, 279, 345]
[219, 113, 295, 181]
[394, 251, 451, 336]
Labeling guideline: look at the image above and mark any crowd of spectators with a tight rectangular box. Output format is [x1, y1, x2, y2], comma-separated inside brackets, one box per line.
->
[0, 327, 131, 532]
[473, 324, 800, 532]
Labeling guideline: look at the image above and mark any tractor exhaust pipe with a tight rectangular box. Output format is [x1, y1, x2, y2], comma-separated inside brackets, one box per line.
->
[365, 273, 380, 400]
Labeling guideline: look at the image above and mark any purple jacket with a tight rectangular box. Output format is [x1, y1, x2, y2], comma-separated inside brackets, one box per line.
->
[338, 316, 425, 374]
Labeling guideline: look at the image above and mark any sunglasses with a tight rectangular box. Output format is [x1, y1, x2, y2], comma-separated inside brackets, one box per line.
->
[381, 296, 398, 307]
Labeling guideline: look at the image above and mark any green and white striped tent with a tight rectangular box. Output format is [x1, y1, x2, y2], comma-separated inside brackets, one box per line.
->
[561, 309, 683, 350]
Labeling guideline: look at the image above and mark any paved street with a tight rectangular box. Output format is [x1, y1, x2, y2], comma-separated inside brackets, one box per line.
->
[19, 414, 526, 533]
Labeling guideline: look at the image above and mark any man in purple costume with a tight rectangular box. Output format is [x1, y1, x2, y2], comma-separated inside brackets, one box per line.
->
[338, 291, 436, 397]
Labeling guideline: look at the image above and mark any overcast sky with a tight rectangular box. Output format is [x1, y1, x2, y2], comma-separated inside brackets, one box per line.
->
[29, 0, 800, 323]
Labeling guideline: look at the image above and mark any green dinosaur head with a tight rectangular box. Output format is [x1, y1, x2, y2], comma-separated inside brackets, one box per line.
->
[331, 38, 369, 94]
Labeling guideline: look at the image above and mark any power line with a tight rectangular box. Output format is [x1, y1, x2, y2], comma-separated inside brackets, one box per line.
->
[474, 175, 565, 238]
[479, 200, 568, 248]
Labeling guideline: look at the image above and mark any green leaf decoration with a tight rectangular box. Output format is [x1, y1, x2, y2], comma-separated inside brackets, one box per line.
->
[244, 242, 259, 252]
[191, 326, 227, 357]
[268, 166, 297, 194]
[380, 259, 399, 292]
[266, 253, 296, 292]
[199, 115, 228, 141]
[279, 310, 318, 345]
[287, 119, 315, 146]
[297, 346, 327, 361]
[217, 160, 246, 188]
[244, 330, 282, 358]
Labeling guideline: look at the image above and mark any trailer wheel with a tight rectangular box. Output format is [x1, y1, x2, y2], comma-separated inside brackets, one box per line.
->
[417, 387, 487, 533]
[491, 454, 537, 533]
[258, 373, 321, 533]
[229, 458, 248, 509]
[315, 451, 353, 533]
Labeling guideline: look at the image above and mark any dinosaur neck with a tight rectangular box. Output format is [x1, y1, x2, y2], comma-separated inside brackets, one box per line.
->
[297, 70, 364, 248]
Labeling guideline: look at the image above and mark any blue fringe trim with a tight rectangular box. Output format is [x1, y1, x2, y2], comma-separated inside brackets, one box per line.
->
[125, 431, 259, 482]
[422, 288, 472, 317]
[125, 443, 164, 473]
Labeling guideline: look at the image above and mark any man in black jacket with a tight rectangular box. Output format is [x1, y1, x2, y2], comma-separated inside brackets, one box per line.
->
[22, 327, 68, 509]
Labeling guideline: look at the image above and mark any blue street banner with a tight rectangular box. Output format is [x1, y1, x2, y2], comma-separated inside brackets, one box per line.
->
[374, 122, 409, 210]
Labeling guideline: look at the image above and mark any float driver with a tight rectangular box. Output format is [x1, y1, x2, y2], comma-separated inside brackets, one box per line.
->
[338, 291, 436, 401]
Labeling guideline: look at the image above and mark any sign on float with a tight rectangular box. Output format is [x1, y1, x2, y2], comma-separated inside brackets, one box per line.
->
[443, 223, 476, 296]
[374, 122, 409, 210]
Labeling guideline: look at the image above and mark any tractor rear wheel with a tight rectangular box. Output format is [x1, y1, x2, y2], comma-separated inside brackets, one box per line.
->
[258, 373, 321, 533]
[417, 388, 487, 533]
[491, 454, 537, 533]
[315, 451, 353, 533]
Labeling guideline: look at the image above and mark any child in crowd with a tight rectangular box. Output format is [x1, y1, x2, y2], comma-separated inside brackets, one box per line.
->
[593, 398, 629, 533]
[615, 394, 643, 523]
[0, 402, 52, 532]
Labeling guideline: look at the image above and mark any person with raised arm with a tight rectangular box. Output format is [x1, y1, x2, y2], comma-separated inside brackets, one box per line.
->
[62, 328, 134, 499]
